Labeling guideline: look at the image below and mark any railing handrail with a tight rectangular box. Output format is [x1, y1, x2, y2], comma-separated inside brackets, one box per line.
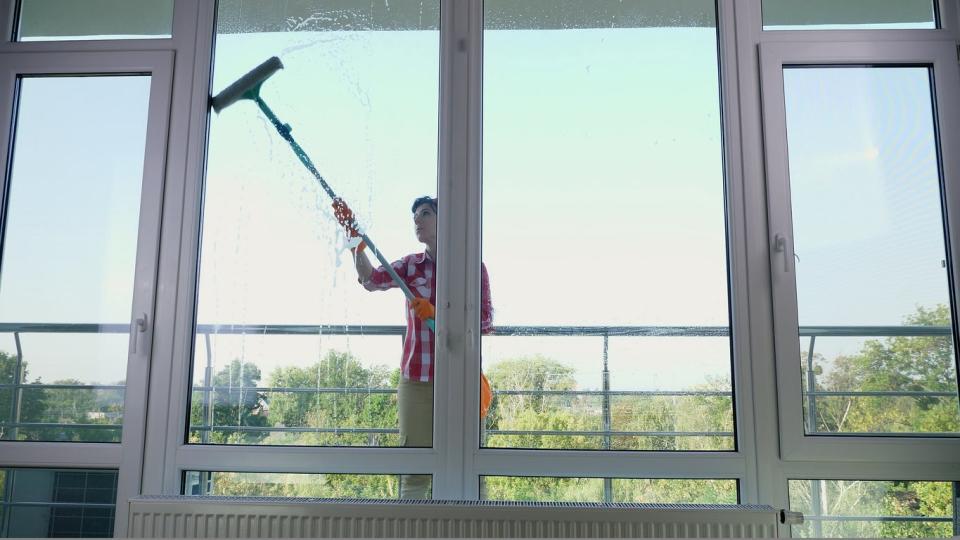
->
[0, 322, 952, 337]
[804, 514, 954, 523]
[5, 383, 954, 399]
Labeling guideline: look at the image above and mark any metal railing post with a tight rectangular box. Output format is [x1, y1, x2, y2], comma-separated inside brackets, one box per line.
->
[602, 333, 612, 502]
[202, 332, 213, 444]
[811, 479, 824, 537]
[805, 335, 818, 433]
[8, 332, 23, 441]
[602, 333, 611, 450]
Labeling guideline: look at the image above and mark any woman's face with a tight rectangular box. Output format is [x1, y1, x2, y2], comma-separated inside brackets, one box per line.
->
[413, 203, 437, 245]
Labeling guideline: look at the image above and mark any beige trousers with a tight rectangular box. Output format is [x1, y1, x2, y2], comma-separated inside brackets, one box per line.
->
[398, 377, 433, 499]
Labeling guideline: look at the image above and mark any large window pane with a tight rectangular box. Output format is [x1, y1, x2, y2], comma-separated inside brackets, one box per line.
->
[481, 476, 737, 504]
[184, 471, 428, 500]
[788, 480, 956, 538]
[762, 0, 937, 30]
[783, 67, 960, 436]
[0, 76, 152, 442]
[16, 0, 174, 41]
[190, 0, 439, 459]
[0, 468, 118, 538]
[481, 1, 733, 451]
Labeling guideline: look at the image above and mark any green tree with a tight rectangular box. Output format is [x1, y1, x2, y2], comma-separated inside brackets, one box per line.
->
[35, 379, 121, 443]
[2, 351, 124, 442]
[202, 471, 400, 499]
[482, 355, 738, 502]
[877, 481, 954, 538]
[614, 479, 737, 504]
[793, 305, 959, 537]
[484, 356, 598, 449]
[790, 480, 954, 538]
[190, 359, 268, 444]
[483, 476, 603, 502]
[814, 305, 959, 434]
[265, 350, 397, 446]
[609, 375, 732, 452]
[0, 351, 48, 441]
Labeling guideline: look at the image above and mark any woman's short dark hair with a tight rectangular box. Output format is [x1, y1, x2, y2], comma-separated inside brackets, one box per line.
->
[411, 196, 438, 214]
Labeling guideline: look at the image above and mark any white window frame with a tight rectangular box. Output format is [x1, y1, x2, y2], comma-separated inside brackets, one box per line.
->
[145, 0, 757, 506]
[0, 49, 174, 534]
[760, 39, 960, 464]
[731, 0, 960, 515]
[147, 0, 458, 499]
[466, 0, 757, 500]
[0, 0, 956, 537]
[0, 2, 207, 536]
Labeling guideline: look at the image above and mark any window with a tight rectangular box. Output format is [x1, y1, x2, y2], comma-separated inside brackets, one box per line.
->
[753, 34, 960, 538]
[183, 471, 420, 499]
[762, 0, 937, 30]
[15, 0, 174, 41]
[0, 468, 118, 538]
[788, 480, 956, 538]
[759, 39, 960, 478]
[3, 3, 960, 537]
[783, 66, 960, 436]
[0, 75, 153, 443]
[482, 477, 737, 504]
[481, 0, 734, 452]
[190, 1, 441, 450]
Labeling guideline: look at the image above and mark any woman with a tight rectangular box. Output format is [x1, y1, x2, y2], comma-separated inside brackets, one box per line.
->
[334, 195, 492, 499]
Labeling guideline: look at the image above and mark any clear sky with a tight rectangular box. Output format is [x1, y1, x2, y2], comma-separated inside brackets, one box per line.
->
[190, 24, 732, 394]
[0, 76, 148, 385]
[0, 8, 952, 404]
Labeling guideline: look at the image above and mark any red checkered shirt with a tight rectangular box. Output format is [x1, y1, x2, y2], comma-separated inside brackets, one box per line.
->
[363, 251, 493, 382]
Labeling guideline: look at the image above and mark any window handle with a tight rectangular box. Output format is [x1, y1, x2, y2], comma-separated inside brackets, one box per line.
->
[774, 233, 792, 273]
[129, 313, 148, 355]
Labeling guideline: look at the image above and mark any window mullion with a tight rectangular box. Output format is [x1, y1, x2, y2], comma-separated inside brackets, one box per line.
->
[143, 0, 216, 497]
[729, 0, 789, 511]
[432, 0, 473, 501]
[715, 0, 763, 506]
[938, 0, 960, 42]
[461, 0, 485, 501]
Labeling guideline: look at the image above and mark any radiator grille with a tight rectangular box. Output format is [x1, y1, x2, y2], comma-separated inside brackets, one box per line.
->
[128, 496, 785, 538]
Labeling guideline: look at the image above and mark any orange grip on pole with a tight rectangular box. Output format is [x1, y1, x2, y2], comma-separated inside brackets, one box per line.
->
[332, 198, 360, 237]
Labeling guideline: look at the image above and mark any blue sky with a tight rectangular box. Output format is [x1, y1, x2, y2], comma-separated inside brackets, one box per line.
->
[0, 18, 952, 400]
[190, 26, 732, 393]
[0, 76, 148, 385]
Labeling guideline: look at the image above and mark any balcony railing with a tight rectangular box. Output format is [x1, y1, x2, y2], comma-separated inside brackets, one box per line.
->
[0, 323, 957, 441]
[799, 326, 957, 436]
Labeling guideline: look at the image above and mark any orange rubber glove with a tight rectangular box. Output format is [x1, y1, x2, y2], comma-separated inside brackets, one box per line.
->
[411, 297, 435, 321]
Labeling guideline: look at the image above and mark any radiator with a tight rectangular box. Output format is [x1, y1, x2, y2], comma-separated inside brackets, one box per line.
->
[128, 496, 799, 538]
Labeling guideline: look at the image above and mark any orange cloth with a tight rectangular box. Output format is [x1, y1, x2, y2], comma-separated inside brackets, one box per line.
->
[480, 372, 493, 418]
[411, 297, 435, 321]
